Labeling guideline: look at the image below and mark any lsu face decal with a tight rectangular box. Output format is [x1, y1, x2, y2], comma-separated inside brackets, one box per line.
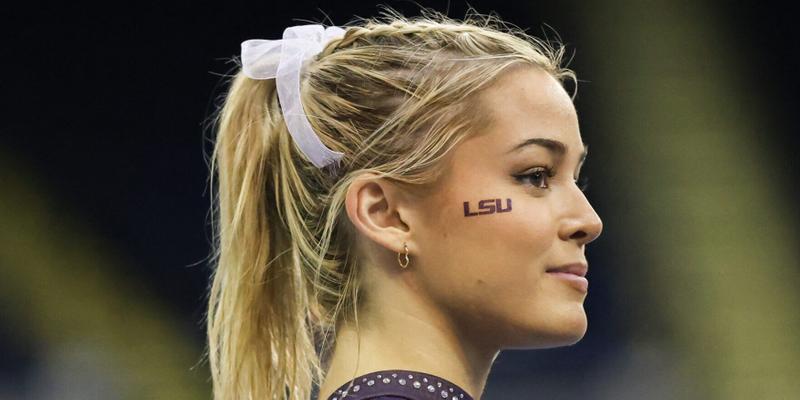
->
[463, 198, 512, 217]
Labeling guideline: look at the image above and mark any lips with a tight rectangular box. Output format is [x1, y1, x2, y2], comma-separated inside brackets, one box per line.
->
[545, 262, 588, 277]
[546, 263, 589, 293]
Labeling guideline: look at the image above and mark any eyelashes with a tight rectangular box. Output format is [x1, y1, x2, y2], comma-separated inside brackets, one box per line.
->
[515, 166, 556, 189]
[576, 175, 589, 191]
[514, 166, 590, 192]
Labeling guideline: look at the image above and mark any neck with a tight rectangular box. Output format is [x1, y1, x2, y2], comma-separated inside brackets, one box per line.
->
[316, 293, 499, 400]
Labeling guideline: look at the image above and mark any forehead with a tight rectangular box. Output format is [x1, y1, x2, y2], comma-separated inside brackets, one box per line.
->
[472, 65, 582, 156]
[420, 65, 584, 202]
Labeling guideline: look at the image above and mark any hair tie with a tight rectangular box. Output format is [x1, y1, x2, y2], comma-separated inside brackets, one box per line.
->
[240, 24, 346, 172]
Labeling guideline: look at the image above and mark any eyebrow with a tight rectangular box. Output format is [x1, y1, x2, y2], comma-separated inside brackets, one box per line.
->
[505, 137, 588, 165]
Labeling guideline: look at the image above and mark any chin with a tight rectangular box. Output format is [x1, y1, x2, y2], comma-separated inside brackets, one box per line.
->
[506, 311, 588, 350]
[543, 306, 589, 347]
[556, 313, 588, 346]
[561, 323, 588, 346]
[534, 330, 587, 349]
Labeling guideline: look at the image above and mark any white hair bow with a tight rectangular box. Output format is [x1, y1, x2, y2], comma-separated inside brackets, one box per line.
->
[241, 24, 346, 171]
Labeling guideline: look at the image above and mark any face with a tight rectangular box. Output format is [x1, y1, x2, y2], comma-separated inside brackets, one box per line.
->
[410, 65, 603, 351]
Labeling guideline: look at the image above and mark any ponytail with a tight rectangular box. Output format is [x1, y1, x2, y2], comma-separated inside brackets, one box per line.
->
[206, 73, 322, 400]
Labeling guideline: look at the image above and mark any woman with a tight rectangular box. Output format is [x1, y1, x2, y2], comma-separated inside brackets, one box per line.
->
[205, 8, 602, 400]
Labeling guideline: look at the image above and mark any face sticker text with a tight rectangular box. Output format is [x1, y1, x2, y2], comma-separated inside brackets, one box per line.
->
[463, 198, 512, 217]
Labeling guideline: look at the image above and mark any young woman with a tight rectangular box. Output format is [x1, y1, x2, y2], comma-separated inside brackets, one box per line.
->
[205, 8, 602, 400]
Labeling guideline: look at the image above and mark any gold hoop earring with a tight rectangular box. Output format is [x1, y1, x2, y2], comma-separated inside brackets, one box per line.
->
[397, 242, 410, 269]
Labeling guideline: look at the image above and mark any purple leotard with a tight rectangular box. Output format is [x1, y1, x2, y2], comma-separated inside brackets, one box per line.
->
[324, 369, 474, 400]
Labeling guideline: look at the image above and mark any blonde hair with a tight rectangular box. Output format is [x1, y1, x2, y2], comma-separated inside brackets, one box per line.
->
[204, 7, 577, 400]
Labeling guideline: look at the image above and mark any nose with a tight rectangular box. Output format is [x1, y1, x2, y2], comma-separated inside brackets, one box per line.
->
[559, 189, 603, 247]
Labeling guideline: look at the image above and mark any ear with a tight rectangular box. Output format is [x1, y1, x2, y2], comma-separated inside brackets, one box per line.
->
[344, 172, 412, 256]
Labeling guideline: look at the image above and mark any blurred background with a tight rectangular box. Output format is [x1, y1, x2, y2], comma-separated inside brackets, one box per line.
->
[2, 1, 799, 399]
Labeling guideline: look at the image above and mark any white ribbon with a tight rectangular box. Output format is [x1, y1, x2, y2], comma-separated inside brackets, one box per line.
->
[241, 24, 346, 169]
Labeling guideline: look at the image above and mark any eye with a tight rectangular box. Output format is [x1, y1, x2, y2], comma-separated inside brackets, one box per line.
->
[576, 175, 589, 192]
[514, 166, 555, 189]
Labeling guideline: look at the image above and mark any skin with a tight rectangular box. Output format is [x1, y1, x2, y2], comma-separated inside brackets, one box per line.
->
[317, 65, 603, 400]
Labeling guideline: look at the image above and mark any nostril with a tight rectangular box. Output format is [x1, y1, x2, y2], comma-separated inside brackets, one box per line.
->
[570, 230, 587, 240]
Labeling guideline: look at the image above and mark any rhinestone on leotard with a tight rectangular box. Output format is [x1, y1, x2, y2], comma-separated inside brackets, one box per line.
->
[326, 370, 472, 400]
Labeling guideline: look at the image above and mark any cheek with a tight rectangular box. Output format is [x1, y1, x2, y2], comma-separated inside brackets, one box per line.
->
[450, 195, 553, 268]
[414, 183, 587, 346]
[418, 193, 557, 302]
[418, 195, 574, 345]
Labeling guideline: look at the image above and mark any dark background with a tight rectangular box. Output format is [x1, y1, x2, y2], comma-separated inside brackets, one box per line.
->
[2, 1, 798, 399]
